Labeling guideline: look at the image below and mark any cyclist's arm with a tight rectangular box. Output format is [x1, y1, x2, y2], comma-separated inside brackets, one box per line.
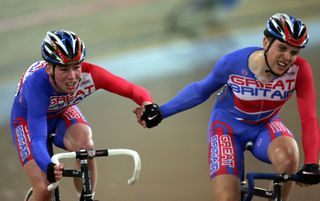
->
[83, 62, 153, 105]
[295, 59, 320, 164]
[159, 58, 229, 118]
[25, 80, 52, 173]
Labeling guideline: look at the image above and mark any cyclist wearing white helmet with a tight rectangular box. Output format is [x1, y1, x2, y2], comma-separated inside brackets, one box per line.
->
[10, 30, 160, 201]
[135, 13, 319, 201]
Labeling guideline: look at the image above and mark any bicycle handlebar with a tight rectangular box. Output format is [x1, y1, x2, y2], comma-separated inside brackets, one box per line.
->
[47, 148, 142, 191]
[47, 152, 77, 191]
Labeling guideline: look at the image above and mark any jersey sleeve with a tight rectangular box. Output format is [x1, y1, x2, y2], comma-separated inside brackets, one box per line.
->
[295, 59, 320, 164]
[160, 57, 230, 118]
[83, 62, 153, 105]
[24, 79, 52, 173]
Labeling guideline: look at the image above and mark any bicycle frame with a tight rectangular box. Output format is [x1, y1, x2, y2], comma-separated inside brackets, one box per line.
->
[240, 141, 320, 201]
[47, 148, 142, 201]
[241, 173, 297, 201]
[24, 131, 141, 201]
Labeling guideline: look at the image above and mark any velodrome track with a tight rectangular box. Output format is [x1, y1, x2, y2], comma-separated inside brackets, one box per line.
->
[0, 0, 319, 200]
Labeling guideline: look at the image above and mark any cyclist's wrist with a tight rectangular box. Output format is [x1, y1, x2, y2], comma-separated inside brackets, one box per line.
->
[142, 101, 153, 106]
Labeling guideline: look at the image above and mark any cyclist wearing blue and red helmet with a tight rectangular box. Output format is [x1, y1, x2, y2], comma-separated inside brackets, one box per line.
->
[135, 13, 320, 201]
[10, 30, 159, 201]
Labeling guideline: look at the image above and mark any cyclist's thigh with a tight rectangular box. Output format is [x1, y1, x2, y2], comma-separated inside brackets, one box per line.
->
[252, 118, 295, 163]
[11, 116, 53, 199]
[208, 118, 243, 179]
[53, 105, 91, 150]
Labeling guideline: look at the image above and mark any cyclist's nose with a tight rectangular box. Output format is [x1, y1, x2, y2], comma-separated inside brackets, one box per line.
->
[282, 51, 291, 61]
[67, 69, 77, 79]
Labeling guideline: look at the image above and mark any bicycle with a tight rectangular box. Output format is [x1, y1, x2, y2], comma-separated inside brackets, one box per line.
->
[240, 142, 320, 201]
[24, 135, 141, 201]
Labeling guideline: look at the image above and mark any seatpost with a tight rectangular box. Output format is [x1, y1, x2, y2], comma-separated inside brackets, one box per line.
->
[245, 141, 253, 151]
[241, 141, 254, 200]
[242, 141, 253, 178]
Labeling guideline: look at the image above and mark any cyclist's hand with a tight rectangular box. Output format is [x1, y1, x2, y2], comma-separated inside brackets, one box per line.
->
[47, 162, 64, 183]
[133, 107, 146, 127]
[296, 164, 320, 185]
[140, 103, 163, 128]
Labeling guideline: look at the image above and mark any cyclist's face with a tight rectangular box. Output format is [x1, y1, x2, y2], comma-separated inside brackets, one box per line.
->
[264, 38, 300, 75]
[47, 62, 82, 94]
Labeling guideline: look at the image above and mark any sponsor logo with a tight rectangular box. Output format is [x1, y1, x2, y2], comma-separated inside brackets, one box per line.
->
[147, 114, 158, 120]
[220, 135, 234, 168]
[228, 75, 295, 100]
[268, 121, 293, 137]
[49, 84, 95, 111]
[210, 135, 219, 174]
[210, 135, 235, 175]
[62, 107, 82, 120]
[16, 125, 31, 162]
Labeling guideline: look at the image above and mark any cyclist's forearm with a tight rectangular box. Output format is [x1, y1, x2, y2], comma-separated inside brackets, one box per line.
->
[31, 138, 52, 173]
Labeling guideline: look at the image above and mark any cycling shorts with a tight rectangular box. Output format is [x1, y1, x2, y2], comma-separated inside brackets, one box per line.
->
[10, 105, 88, 166]
[208, 109, 294, 179]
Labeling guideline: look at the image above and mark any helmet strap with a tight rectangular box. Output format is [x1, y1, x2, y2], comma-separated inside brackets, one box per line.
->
[51, 64, 58, 86]
[50, 64, 64, 92]
[264, 38, 282, 77]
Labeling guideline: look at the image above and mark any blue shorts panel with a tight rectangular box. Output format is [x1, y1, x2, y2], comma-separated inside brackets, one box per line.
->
[10, 105, 89, 166]
[48, 105, 89, 149]
[207, 110, 295, 179]
[251, 119, 294, 163]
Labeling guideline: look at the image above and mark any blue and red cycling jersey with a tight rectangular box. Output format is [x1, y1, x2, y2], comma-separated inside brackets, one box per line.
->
[10, 61, 153, 173]
[160, 47, 319, 165]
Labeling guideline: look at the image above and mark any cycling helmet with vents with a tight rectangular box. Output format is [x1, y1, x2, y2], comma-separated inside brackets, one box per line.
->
[41, 30, 86, 65]
[264, 13, 309, 48]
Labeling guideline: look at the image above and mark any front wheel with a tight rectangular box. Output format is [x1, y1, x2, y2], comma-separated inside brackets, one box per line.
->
[24, 188, 33, 201]
[24, 187, 58, 201]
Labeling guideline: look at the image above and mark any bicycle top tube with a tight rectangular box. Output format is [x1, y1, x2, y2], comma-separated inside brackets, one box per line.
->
[47, 148, 142, 191]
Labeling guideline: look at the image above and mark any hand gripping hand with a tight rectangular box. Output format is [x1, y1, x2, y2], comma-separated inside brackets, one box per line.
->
[296, 164, 320, 185]
[140, 104, 163, 128]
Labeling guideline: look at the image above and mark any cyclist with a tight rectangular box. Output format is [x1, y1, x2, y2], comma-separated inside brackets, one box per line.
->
[10, 30, 159, 201]
[135, 13, 320, 201]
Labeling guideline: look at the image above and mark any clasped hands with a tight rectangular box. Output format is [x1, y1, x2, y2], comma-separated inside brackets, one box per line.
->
[133, 103, 162, 128]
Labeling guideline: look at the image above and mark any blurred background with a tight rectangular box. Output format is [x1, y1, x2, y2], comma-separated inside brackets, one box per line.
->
[0, 0, 319, 200]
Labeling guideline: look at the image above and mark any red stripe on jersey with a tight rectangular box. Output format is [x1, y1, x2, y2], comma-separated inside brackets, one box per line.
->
[234, 96, 285, 113]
